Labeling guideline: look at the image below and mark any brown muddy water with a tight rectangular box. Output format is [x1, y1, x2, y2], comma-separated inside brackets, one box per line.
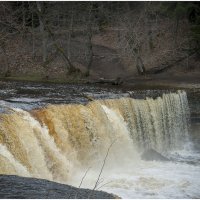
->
[0, 80, 200, 198]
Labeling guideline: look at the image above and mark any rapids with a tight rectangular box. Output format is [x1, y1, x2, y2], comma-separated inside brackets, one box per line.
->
[0, 88, 200, 198]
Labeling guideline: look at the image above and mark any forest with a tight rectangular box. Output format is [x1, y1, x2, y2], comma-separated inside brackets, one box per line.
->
[0, 1, 200, 82]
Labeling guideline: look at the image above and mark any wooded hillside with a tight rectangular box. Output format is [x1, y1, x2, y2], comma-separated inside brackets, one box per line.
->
[0, 2, 200, 81]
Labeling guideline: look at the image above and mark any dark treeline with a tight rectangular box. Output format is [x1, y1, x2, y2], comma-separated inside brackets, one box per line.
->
[0, 2, 200, 80]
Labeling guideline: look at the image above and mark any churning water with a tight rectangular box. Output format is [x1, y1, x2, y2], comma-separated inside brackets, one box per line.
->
[0, 84, 200, 198]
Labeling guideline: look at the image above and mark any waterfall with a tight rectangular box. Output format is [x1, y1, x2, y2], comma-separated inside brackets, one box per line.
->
[0, 91, 190, 183]
[0, 144, 30, 177]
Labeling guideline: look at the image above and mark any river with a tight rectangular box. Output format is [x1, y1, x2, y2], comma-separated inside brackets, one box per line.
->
[0, 81, 200, 198]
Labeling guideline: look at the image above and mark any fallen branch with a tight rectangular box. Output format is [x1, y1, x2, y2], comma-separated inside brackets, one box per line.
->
[146, 51, 197, 74]
[94, 77, 123, 85]
[81, 93, 95, 101]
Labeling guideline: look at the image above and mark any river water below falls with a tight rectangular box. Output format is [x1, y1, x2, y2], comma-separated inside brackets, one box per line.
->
[0, 81, 200, 198]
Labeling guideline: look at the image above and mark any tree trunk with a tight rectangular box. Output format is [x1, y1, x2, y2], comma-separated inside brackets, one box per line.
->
[173, 17, 179, 50]
[46, 25, 77, 73]
[35, 3, 78, 74]
[136, 55, 146, 75]
[85, 3, 93, 77]
[22, 2, 26, 32]
[35, 7, 78, 74]
[128, 35, 146, 75]
[36, 2, 47, 62]
[85, 24, 93, 76]
[0, 43, 10, 77]
[147, 17, 153, 51]
[67, 6, 74, 59]
[31, 12, 35, 58]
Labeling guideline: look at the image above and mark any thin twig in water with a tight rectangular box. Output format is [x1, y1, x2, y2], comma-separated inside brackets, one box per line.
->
[93, 140, 116, 190]
[96, 181, 113, 190]
[79, 167, 91, 188]
[74, 167, 91, 199]
[87, 140, 117, 198]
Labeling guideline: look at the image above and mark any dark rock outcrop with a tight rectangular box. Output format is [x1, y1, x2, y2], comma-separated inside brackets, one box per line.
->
[0, 175, 118, 199]
[141, 149, 170, 162]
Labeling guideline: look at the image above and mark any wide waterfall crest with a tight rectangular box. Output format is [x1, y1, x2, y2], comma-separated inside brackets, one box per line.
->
[98, 90, 190, 153]
[0, 90, 190, 183]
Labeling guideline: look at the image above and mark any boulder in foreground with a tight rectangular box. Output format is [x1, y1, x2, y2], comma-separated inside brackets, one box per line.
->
[0, 175, 119, 199]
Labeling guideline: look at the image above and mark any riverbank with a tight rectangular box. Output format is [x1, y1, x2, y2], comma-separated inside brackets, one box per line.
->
[0, 74, 88, 84]
[0, 175, 118, 199]
[123, 74, 200, 90]
[1, 73, 200, 89]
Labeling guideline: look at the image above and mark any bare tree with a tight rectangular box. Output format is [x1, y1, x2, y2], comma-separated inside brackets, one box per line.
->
[36, 1, 47, 62]
[35, 2, 79, 74]
[85, 3, 94, 77]
[0, 2, 21, 77]
[67, 3, 74, 60]
[118, 4, 146, 75]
